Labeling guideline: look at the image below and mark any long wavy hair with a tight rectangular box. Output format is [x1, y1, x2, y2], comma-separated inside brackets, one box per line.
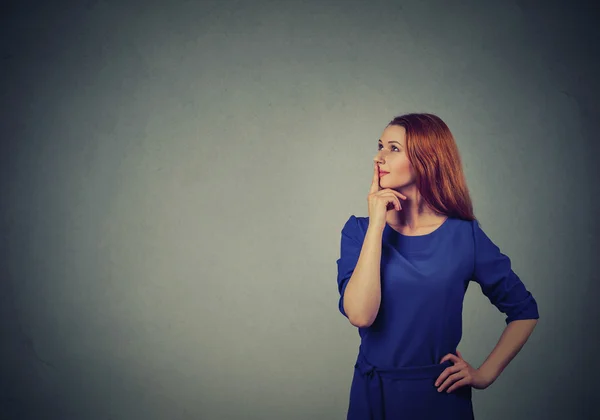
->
[388, 113, 476, 221]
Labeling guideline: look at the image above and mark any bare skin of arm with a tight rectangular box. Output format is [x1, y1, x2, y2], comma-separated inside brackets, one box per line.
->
[343, 163, 406, 327]
[343, 225, 385, 328]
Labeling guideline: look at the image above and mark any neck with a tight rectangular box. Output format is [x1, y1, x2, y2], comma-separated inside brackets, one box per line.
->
[386, 188, 444, 229]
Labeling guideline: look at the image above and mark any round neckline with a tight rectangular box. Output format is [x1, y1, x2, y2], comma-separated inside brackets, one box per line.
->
[385, 216, 450, 238]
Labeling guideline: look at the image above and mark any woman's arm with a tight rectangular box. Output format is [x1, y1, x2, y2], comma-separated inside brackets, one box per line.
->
[436, 221, 540, 392]
[342, 224, 384, 328]
[436, 319, 538, 392]
[478, 319, 538, 384]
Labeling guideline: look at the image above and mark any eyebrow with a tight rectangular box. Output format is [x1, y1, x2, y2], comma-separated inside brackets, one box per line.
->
[378, 139, 402, 146]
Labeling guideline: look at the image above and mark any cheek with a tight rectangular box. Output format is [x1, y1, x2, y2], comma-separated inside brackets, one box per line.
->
[388, 160, 416, 182]
[393, 158, 412, 174]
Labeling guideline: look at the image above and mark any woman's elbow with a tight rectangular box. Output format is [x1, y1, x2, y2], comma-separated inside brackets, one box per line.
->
[343, 297, 377, 328]
[347, 311, 375, 328]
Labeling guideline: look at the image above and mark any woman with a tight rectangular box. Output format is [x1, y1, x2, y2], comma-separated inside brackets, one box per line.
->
[336, 113, 539, 419]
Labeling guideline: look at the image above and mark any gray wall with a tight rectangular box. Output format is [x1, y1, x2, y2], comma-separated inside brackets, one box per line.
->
[1, 0, 598, 419]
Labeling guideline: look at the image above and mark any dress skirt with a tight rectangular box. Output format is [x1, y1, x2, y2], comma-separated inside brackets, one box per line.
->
[347, 352, 475, 420]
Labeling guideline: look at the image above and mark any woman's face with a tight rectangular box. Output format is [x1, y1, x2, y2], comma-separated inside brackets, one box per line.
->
[374, 124, 416, 190]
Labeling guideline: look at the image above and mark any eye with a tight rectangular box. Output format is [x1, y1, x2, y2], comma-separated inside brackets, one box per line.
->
[378, 144, 400, 151]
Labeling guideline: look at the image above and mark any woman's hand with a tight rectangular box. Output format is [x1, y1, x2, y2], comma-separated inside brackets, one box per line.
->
[368, 162, 407, 229]
[434, 350, 493, 393]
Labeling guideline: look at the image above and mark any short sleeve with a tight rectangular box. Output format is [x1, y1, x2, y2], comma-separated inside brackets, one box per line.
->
[471, 220, 540, 324]
[335, 215, 364, 318]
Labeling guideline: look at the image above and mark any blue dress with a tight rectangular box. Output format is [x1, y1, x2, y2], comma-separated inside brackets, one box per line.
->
[336, 215, 540, 420]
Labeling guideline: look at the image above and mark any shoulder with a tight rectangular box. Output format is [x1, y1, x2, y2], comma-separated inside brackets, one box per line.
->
[455, 218, 502, 255]
[453, 217, 479, 230]
[429, 216, 475, 241]
[446, 217, 481, 233]
[339, 215, 369, 239]
[418, 216, 476, 233]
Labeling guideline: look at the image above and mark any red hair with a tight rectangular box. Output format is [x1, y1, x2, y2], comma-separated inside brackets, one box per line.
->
[388, 113, 476, 221]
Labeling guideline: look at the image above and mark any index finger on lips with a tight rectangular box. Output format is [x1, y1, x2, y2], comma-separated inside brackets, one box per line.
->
[369, 162, 381, 193]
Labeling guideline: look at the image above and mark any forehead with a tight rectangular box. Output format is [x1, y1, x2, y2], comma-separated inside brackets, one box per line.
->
[380, 125, 406, 145]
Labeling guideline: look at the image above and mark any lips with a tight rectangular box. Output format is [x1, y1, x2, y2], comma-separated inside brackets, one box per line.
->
[379, 171, 389, 177]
